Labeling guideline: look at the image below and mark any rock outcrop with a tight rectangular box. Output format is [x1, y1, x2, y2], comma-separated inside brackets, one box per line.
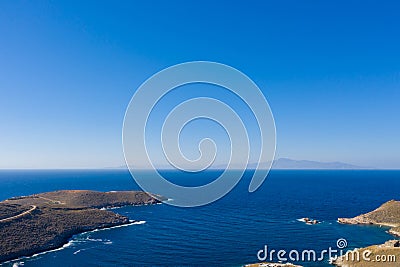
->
[338, 200, 400, 236]
[299, 217, 319, 225]
[334, 200, 400, 266]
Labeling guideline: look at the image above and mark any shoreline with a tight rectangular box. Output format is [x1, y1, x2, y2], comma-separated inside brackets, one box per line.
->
[1, 219, 147, 266]
[337, 200, 400, 237]
[0, 190, 160, 263]
[334, 200, 400, 266]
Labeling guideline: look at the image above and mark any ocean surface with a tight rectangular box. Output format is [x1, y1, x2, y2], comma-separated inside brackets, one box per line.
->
[0, 170, 399, 267]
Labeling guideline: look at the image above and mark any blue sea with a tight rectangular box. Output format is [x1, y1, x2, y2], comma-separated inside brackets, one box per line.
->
[0, 170, 399, 267]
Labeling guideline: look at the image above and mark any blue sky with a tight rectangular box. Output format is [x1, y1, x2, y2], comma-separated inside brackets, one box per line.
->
[0, 0, 399, 168]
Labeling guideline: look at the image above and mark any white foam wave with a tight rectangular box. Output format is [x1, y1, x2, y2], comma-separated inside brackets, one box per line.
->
[106, 206, 119, 210]
[2, 221, 146, 265]
[85, 237, 104, 242]
[132, 220, 146, 225]
[89, 221, 146, 233]
[30, 240, 74, 258]
[100, 202, 161, 210]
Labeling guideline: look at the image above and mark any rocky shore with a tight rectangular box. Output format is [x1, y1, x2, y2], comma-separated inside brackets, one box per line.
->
[338, 200, 400, 237]
[0, 190, 161, 263]
[335, 200, 400, 266]
[331, 240, 400, 267]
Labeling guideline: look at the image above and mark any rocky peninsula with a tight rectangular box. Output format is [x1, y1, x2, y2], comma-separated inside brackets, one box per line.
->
[334, 200, 400, 266]
[0, 190, 161, 263]
[338, 200, 400, 237]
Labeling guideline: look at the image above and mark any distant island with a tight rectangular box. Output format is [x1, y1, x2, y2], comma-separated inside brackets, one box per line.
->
[333, 200, 400, 266]
[0, 190, 161, 263]
[271, 158, 367, 170]
[112, 158, 368, 170]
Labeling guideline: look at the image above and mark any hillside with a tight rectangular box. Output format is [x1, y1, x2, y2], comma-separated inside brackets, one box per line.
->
[0, 190, 160, 263]
[338, 200, 400, 236]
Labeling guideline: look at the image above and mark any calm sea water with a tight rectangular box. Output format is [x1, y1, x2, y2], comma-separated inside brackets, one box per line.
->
[0, 170, 399, 267]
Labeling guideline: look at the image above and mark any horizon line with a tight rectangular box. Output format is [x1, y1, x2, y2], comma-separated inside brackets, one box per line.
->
[0, 168, 399, 171]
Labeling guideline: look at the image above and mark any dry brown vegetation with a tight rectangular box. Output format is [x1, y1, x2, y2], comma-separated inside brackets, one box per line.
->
[335, 200, 400, 266]
[338, 200, 400, 236]
[0, 190, 160, 263]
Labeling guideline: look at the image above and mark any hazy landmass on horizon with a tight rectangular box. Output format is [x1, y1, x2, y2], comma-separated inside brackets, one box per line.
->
[114, 158, 370, 170]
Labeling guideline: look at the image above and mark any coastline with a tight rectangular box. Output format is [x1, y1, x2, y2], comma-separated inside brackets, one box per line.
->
[0, 190, 160, 263]
[1, 171, 399, 266]
[337, 200, 400, 236]
[1, 219, 147, 266]
[334, 200, 400, 266]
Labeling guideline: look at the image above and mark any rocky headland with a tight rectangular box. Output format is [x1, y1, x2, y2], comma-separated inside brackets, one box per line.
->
[0, 190, 161, 263]
[338, 200, 400, 237]
[334, 200, 400, 266]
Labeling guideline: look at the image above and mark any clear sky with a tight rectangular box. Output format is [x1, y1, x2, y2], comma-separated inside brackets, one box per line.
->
[0, 0, 399, 169]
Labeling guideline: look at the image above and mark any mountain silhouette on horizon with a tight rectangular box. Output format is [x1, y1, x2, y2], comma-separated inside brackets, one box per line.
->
[116, 158, 369, 170]
[270, 158, 368, 169]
